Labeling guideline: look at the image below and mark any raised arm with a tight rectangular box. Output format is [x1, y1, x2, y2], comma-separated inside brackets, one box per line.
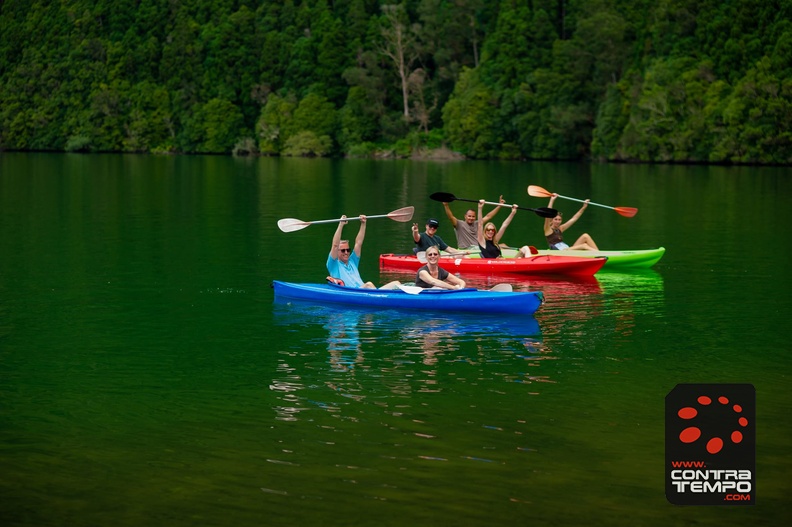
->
[442, 203, 458, 228]
[543, 195, 558, 235]
[411, 223, 421, 243]
[354, 215, 366, 256]
[481, 195, 505, 224]
[494, 204, 518, 244]
[561, 200, 588, 232]
[330, 215, 347, 258]
[476, 200, 489, 249]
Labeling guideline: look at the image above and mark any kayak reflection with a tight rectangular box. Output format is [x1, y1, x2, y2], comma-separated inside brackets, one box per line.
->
[538, 269, 665, 338]
[273, 300, 543, 364]
[379, 269, 603, 297]
[271, 302, 550, 419]
[596, 269, 664, 293]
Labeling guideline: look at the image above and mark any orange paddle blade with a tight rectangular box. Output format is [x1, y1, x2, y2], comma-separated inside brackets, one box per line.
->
[615, 207, 638, 218]
[527, 185, 553, 198]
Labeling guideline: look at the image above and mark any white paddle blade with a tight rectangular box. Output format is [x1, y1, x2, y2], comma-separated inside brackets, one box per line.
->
[387, 206, 415, 222]
[416, 251, 427, 263]
[488, 283, 513, 293]
[397, 284, 423, 295]
[277, 218, 310, 232]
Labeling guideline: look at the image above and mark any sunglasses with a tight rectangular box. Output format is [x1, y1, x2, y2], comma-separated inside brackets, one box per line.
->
[485, 228, 496, 232]
[339, 248, 351, 253]
[426, 252, 439, 258]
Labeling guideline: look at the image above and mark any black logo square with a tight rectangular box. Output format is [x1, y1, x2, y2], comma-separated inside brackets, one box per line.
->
[665, 383, 755, 506]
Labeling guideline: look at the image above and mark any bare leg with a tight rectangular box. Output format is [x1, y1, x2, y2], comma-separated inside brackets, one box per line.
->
[515, 245, 538, 257]
[571, 233, 599, 251]
[379, 280, 402, 290]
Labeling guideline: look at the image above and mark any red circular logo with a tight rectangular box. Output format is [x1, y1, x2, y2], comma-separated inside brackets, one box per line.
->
[676, 394, 749, 454]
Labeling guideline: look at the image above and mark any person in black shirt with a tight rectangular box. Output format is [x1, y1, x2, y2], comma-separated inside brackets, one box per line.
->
[477, 200, 519, 258]
[414, 247, 467, 289]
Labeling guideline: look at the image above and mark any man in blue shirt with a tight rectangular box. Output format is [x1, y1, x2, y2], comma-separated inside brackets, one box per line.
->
[327, 215, 400, 289]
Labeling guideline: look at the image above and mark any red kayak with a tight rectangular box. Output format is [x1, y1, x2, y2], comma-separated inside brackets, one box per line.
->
[379, 253, 607, 276]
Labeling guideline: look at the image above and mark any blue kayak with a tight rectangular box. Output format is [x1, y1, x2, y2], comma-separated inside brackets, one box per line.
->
[272, 281, 544, 315]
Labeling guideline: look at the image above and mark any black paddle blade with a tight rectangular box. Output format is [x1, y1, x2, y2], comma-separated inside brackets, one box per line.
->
[533, 207, 558, 218]
[429, 191, 456, 202]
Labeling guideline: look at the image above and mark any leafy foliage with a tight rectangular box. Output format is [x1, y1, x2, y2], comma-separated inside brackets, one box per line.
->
[0, 0, 790, 164]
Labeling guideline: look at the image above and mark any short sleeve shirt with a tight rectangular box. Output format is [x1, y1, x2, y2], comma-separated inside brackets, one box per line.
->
[326, 252, 365, 288]
[454, 220, 479, 249]
[415, 232, 449, 252]
[415, 264, 450, 288]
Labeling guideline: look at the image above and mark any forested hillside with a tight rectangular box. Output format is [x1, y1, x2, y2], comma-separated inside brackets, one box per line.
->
[1, 0, 790, 163]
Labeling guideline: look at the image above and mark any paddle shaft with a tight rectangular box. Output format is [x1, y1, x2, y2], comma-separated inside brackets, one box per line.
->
[447, 196, 552, 215]
[416, 250, 471, 263]
[278, 206, 414, 232]
[528, 185, 636, 217]
[304, 213, 396, 226]
[398, 283, 512, 294]
[552, 193, 618, 212]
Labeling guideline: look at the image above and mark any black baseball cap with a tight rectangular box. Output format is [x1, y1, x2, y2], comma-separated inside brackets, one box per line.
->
[427, 218, 439, 227]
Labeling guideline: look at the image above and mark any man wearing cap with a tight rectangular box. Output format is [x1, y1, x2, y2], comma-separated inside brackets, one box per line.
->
[411, 218, 463, 255]
[442, 195, 506, 250]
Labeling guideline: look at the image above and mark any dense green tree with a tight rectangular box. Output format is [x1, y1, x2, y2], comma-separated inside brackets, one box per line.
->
[442, 68, 499, 158]
[339, 86, 380, 150]
[201, 5, 259, 125]
[1, 0, 791, 163]
[479, 0, 533, 90]
[713, 57, 792, 164]
[282, 130, 333, 156]
[287, 92, 338, 145]
[160, 13, 204, 113]
[591, 79, 632, 160]
[314, 5, 352, 106]
[190, 98, 245, 153]
[124, 82, 175, 152]
[256, 93, 297, 155]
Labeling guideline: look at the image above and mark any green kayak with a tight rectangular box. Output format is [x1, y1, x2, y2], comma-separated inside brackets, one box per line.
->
[491, 247, 665, 269]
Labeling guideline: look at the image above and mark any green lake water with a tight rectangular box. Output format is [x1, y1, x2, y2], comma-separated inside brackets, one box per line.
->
[1, 153, 790, 526]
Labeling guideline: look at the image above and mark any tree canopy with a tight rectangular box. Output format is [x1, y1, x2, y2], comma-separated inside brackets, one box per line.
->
[1, 0, 790, 164]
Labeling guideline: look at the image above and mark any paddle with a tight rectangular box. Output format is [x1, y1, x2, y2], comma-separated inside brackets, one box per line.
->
[417, 245, 542, 261]
[397, 283, 513, 295]
[527, 185, 638, 218]
[429, 192, 557, 219]
[278, 206, 415, 232]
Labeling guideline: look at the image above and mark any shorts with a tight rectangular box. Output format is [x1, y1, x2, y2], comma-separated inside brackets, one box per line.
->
[550, 242, 570, 250]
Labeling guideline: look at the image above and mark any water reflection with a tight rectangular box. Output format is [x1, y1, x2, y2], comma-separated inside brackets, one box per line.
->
[323, 309, 369, 372]
[425, 272, 608, 335]
[273, 300, 542, 350]
[378, 269, 603, 297]
[537, 270, 665, 340]
[271, 300, 547, 418]
[596, 269, 664, 292]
